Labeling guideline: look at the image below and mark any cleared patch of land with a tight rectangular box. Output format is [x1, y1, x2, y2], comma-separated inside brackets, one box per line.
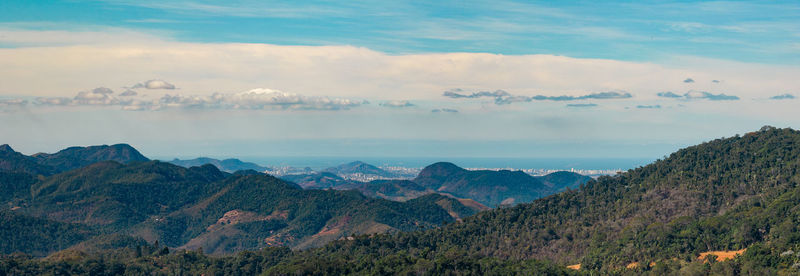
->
[698, 249, 746, 262]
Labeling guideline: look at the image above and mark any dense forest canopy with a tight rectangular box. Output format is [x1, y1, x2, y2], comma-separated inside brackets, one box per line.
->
[2, 127, 800, 274]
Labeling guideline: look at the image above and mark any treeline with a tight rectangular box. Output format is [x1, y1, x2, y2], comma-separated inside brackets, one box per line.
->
[0, 246, 578, 275]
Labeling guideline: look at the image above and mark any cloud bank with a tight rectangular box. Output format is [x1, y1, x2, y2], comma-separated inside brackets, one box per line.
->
[566, 103, 598, 108]
[656, 91, 682, 98]
[431, 108, 458, 113]
[657, 91, 739, 101]
[770, 94, 795, 100]
[1, 39, 798, 107]
[33, 88, 365, 111]
[0, 98, 28, 109]
[443, 89, 632, 105]
[120, 89, 138, 96]
[380, 100, 416, 108]
[131, 80, 176, 90]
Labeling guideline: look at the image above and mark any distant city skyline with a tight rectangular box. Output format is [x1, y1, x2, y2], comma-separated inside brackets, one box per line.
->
[1, 1, 798, 158]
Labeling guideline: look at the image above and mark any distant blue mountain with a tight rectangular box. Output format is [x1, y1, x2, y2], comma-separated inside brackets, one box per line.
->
[169, 157, 269, 173]
[323, 161, 397, 177]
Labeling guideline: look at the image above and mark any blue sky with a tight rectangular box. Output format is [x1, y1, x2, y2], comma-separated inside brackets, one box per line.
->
[1, 1, 799, 161]
[4, 1, 799, 63]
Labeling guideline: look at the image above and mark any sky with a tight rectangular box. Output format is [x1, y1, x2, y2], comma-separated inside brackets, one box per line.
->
[1, 0, 799, 161]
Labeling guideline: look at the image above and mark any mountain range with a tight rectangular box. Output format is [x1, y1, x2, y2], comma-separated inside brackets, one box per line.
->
[322, 161, 398, 178]
[0, 143, 147, 176]
[169, 157, 270, 173]
[414, 162, 591, 206]
[263, 126, 800, 274]
[7, 128, 795, 273]
[279, 160, 591, 207]
[0, 145, 486, 256]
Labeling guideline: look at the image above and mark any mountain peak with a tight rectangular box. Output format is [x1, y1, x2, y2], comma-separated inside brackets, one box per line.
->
[31, 144, 149, 173]
[0, 144, 15, 153]
[323, 161, 395, 177]
[168, 157, 268, 173]
[417, 162, 466, 178]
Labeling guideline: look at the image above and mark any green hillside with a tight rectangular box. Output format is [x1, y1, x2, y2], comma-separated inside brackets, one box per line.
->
[335, 179, 433, 201]
[149, 173, 465, 253]
[4, 127, 800, 274]
[0, 144, 54, 175]
[0, 152, 480, 257]
[288, 126, 800, 274]
[24, 161, 230, 229]
[0, 210, 95, 257]
[169, 157, 269, 173]
[414, 162, 590, 206]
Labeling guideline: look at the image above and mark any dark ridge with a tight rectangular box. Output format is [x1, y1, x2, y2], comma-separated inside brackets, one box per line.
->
[32, 144, 149, 173]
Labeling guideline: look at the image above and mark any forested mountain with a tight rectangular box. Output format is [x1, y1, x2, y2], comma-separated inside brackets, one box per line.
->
[25, 161, 230, 229]
[31, 144, 149, 173]
[0, 144, 148, 176]
[414, 162, 591, 206]
[0, 144, 55, 175]
[169, 157, 269, 173]
[286, 162, 590, 207]
[0, 210, 95, 257]
[140, 172, 467, 253]
[0, 154, 478, 257]
[7, 127, 800, 274]
[279, 172, 351, 189]
[335, 179, 433, 201]
[274, 126, 800, 274]
[323, 161, 397, 178]
[537, 170, 594, 191]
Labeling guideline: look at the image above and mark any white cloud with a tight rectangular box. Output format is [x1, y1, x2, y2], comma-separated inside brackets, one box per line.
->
[34, 97, 72, 105]
[120, 89, 138, 96]
[656, 90, 739, 101]
[380, 100, 415, 108]
[684, 90, 739, 101]
[131, 79, 176, 89]
[0, 98, 27, 106]
[444, 89, 632, 105]
[32, 87, 364, 111]
[36, 87, 119, 106]
[0, 98, 28, 111]
[0, 28, 799, 111]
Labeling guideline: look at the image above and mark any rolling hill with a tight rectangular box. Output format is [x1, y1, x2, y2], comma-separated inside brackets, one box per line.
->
[0, 143, 148, 176]
[0, 151, 482, 256]
[279, 172, 351, 189]
[276, 126, 800, 274]
[334, 179, 433, 201]
[284, 161, 591, 207]
[0, 210, 95, 257]
[31, 144, 149, 173]
[8, 128, 800, 274]
[0, 144, 55, 175]
[169, 157, 269, 173]
[414, 162, 591, 206]
[323, 161, 398, 178]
